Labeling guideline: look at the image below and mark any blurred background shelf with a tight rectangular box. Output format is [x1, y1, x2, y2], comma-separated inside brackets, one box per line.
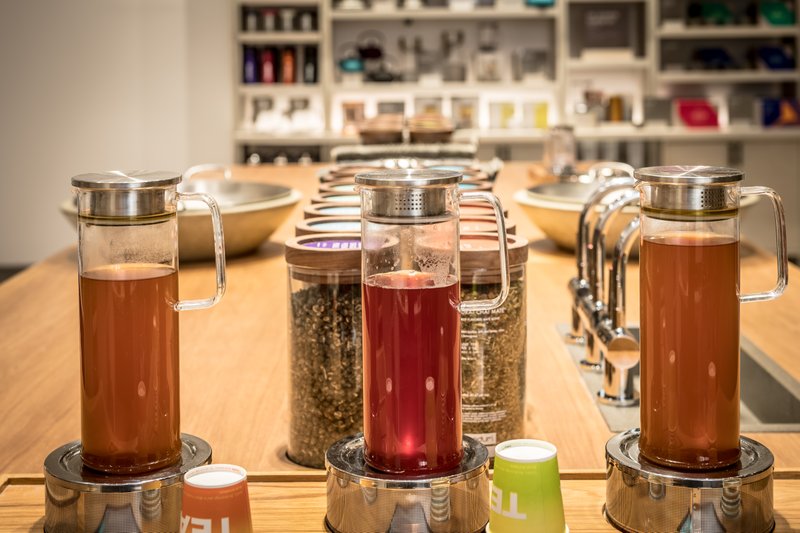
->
[237, 32, 322, 45]
[657, 70, 800, 83]
[330, 7, 556, 20]
[657, 25, 800, 39]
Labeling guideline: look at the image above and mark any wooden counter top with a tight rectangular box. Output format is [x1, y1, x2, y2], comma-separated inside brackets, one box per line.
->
[3, 471, 800, 531]
[1, 162, 798, 475]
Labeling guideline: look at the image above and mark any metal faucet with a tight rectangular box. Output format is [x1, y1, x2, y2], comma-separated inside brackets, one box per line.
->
[596, 216, 640, 406]
[566, 176, 635, 351]
[574, 186, 638, 372]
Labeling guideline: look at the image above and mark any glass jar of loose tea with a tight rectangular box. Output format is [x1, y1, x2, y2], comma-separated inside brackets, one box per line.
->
[284, 233, 364, 468]
[460, 233, 529, 457]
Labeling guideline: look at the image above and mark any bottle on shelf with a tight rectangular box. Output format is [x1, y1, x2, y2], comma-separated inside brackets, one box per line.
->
[303, 46, 318, 84]
[261, 48, 278, 84]
[282, 47, 296, 84]
[243, 47, 259, 84]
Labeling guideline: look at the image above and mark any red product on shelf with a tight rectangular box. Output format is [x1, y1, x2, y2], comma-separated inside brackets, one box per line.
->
[677, 99, 719, 127]
[261, 48, 276, 84]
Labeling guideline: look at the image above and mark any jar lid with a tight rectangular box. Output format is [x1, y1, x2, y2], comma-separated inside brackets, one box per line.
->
[311, 193, 360, 204]
[71, 170, 181, 189]
[635, 165, 743, 185]
[295, 217, 362, 236]
[355, 169, 461, 187]
[304, 203, 361, 219]
[285, 233, 362, 270]
[460, 233, 529, 270]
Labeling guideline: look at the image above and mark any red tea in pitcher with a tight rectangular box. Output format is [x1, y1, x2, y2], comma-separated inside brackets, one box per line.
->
[640, 233, 740, 470]
[79, 263, 181, 474]
[362, 270, 463, 474]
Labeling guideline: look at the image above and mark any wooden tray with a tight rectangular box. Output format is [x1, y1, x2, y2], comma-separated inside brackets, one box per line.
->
[2, 470, 799, 531]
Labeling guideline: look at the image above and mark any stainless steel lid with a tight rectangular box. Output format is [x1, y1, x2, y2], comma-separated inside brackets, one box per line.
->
[636, 166, 742, 216]
[72, 170, 182, 189]
[355, 169, 462, 187]
[355, 169, 461, 219]
[635, 165, 743, 185]
[72, 171, 181, 219]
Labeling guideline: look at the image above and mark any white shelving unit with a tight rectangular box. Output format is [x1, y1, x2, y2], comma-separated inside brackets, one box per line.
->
[657, 70, 800, 84]
[566, 58, 649, 71]
[330, 6, 556, 20]
[657, 25, 800, 39]
[232, 0, 800, 162]
[238, 84, 323, 95]
[237, 31, 322, 44]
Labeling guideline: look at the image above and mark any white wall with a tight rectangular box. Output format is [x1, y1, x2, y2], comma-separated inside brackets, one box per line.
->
[0, 0, 233, 267]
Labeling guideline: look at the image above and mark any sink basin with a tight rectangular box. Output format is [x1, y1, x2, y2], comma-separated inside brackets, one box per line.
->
[559, 325, 800, 432]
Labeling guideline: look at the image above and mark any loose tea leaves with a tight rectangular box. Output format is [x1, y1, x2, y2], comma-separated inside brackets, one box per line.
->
[288, 282, 363, 468]
[461, 275, 526, 449]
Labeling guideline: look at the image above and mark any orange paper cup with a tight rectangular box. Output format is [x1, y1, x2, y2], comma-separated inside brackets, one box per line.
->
[182, 464, 253, 533]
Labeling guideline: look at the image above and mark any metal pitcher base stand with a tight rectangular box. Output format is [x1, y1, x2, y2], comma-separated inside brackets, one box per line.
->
[605, 429, 774, 533]
[325, 435, 490, 533]
[44, 433, 212, 533]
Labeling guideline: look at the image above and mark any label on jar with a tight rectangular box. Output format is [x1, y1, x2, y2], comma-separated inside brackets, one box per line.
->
[460, 279, 526, 445]
[466, 432, 497, 457]
[303, 240, 361, 250]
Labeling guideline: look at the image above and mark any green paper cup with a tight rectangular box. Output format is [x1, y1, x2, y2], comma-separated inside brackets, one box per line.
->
[488, 439, 568, 533]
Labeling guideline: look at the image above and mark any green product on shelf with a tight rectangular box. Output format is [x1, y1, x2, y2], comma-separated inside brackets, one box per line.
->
[701, 1, 733, 25]
[761, 1, 796, 25]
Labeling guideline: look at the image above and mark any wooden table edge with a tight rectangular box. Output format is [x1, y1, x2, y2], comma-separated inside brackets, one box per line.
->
[4, 468, 798, 490]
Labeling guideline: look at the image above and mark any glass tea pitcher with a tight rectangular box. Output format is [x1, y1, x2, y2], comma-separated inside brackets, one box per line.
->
[356, 169, 510, 475]
[635, 166, 788, 471]
[73, 171, 226, 474]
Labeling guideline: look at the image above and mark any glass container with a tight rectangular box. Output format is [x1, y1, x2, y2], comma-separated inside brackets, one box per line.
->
[543, 125, 576, 179]
[460, 233, 529, 456]
[636, 165, 788, 471]
[356, 169, 510, 475]
[73, 170, 226, 474]
[284, 234, 369, 468]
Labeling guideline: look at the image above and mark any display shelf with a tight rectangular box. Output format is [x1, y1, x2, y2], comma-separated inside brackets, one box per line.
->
[567, 58, 649, 71]
[657, 24, 800, 39]
[330, 6, 556, 21]
[235, 129, 357, 145]
[238, 0, 320, 6]
[567, 0, 646, 3]
[657, 69, 800, 83]
[238, 84, 323, 96]
[235, 124, 800, 147]
[574, 124, 800, 141]
[237, 31, 322, 45]
[331, 80, 556, 95]
[232, 0, 800, 157]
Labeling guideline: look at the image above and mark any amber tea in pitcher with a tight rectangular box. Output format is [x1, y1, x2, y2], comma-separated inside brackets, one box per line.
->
[73, 171, 225, 474]
[636, 166, 787, 471]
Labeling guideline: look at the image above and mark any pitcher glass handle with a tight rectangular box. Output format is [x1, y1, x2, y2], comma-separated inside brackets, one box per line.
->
[175, 192, 227, 311]
[739, 186, 788, 303]
[457, 191, 510, 313]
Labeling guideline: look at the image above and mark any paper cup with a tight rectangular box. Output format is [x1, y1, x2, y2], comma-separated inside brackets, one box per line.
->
[182, 464, 253, 533]
[488, 439, 567, 533]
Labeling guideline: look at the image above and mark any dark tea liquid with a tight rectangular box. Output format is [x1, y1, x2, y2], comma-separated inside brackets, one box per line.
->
[640, 233, 740, 471]
[362, 270, 463, 474]
[79, 263, 181, 474]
